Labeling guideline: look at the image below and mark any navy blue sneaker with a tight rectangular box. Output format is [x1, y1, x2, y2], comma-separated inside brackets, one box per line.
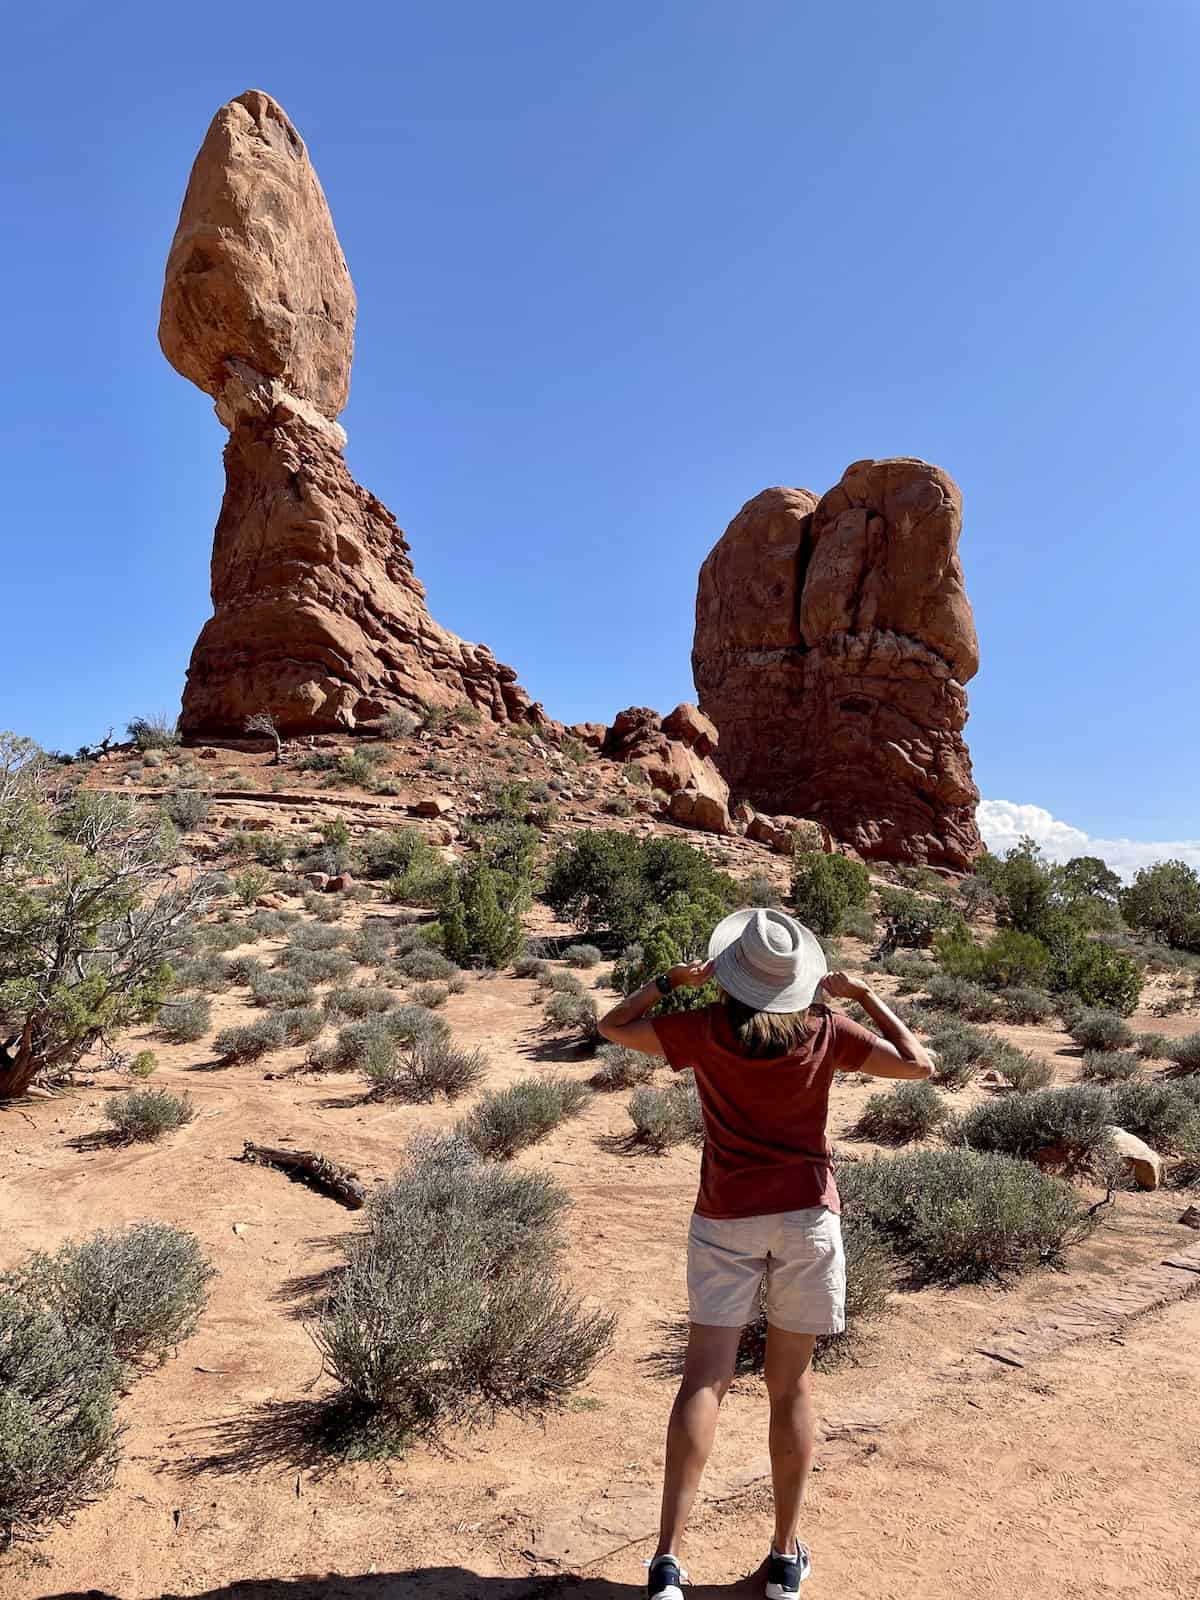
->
[646, 1552, 687, 1598]
[765, 1541, 811, 1598]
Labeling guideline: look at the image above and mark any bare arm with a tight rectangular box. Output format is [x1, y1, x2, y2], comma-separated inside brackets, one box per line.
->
[821, 971, 934, 1080]
[597, 959, 714, 1056]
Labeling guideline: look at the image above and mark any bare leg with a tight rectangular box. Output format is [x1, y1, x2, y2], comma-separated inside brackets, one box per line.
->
[763, 1325, 817, 1555]
[654, 1322, 742, 1561]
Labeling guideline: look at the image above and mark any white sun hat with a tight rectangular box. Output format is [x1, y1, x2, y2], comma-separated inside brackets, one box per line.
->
[707, 907, 828, 1014]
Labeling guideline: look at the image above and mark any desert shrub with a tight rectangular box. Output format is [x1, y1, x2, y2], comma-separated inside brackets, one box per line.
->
[8, 1222, 213, 1365]
[563, 943, 603, 969]
[543, 991, 600, 1043]
[249, 969, 315, 1009]
[996, 987, 1056, 1025]
[1080, 1050, 1142, 1084]
[233, 866, 271, 906]
[922, 972, 1003, 1022]
[130, 1050, 157, 1078]
[841, 1147, 1093, 1283]
[230, 831, 293, 869]
[288, 922, 349, 951]
[336, 751, 382, 788]
[602, 794, 633, 817]
[277, 948, 357, 984]
[876, 887, 952, 952]
[935, 927, 1051, 990]
[127, 714, 180, 751]
[303, 891, 345, 922]
[457, 1075, 591, 1158]
[102, 1088, 196, 1143]
[276, 1007, 322, 1046]
[157, 995, 212, 1043]
[213, 1015, 286, 1063]
[853, 1080, 947, 1145]
[170, 956, 232, 999]
[740, 870, 782, 911]
[1166, 1033, 1200, 1074]
[951, 1085, 1114, 1169]
[447, 971, 469, 994]
[241, 908, 297, 939]
[791, 853, 851, 935]
[364, 828, 449, 906]
[998, 1051, 1054, 1092]
[839, 904, 876, 943]
[627, 1074, 705, 1151]
[225, 952, 265, 986]
[1110, 1081, 1200, 1153]
[991, 838, 1057, 936]
[1069, 1009, 1134, 1052]
[512, 952, 553, 979]
[395, 946, 457, 982]
[411, 981, 449, 1009]
[545, 969, 585, 995]
[348, 921, 395, 967]
[870, 949, 937, 985]
[438, 855, 529, 970]
[1134, 1032, 1173, 1060]
[542, 831, 735, 946]
[323, 984, 396, 1020]
[924, 1018, 1045, 1090]
[1060, 938, 1143, 1015]
[610, 890, 726, 1014]
[0, 1292, 121, 1546]
[163, 790, 211, 831]
[589, 1043, 656, 1090]
[1121, 859, 1200, 951]
[315, 1135, 613, 1439]
[365, 1034, 486, 1103]
[378, 708, 419, 738]
[309, 1008, 447, 1073]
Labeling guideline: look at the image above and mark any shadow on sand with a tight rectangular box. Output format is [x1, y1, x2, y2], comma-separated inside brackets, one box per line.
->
[40, 1564, 763, 1598]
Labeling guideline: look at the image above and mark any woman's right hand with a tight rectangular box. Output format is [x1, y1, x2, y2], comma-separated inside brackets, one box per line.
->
[668, 959, 715, 990]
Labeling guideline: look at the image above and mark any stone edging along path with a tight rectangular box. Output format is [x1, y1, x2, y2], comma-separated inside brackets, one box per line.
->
[530, 1238, 1200, 1571]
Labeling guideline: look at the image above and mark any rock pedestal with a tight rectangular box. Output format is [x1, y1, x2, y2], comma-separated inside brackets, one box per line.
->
[161, 90, 541, 736]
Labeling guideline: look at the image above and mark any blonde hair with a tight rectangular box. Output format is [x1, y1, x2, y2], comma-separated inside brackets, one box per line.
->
[724, 996, 820, 1059]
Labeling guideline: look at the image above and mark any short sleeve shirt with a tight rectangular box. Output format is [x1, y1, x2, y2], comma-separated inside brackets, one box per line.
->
[651, 1003, 877, 1219]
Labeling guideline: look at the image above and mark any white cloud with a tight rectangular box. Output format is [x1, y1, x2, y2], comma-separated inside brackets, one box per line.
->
[977, 799, 1200, 882]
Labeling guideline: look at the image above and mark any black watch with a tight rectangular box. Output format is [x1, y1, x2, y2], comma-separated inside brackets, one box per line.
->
[655, 973, 673, 996]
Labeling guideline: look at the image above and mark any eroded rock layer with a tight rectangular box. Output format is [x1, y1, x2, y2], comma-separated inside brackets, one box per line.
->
[693, 458, 982, 870]
[161, 90, 539, 736]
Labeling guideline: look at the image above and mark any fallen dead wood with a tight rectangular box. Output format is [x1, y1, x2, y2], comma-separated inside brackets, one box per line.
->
[240, 1140, 366, 1208]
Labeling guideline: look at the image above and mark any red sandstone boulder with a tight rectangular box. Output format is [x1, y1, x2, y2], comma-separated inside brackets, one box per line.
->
[693, 460, 982, 871]
[669, 789, 733, 836]
[411, 795, 453, 817]
[602, 705, 731, 815]
[162, 91, 543, 738]
[569, 723, 607, 750]
[661, 703, 718, 758]
[325, 872, 353, 894]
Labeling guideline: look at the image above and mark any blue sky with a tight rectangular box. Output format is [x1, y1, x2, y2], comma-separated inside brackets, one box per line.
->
[2, 2, 1197, 870]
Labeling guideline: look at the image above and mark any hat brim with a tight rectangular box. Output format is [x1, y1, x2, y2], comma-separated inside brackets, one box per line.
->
[708, 909, 828, 1014]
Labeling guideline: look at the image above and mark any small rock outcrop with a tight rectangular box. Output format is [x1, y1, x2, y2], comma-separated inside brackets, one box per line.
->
[693, 458, 981, 870]
[603, 704, 732, 834]
[161, 90, 543, 736]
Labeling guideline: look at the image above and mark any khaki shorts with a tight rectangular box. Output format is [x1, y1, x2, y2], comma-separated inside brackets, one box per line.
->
[686, 1207, 846, 1335]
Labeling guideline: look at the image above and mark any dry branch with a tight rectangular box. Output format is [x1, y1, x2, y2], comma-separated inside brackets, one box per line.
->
[240, 1140, 366, 1208]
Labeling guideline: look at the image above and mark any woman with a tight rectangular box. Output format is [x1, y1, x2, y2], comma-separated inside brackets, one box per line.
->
[598, 906, 933, 1600]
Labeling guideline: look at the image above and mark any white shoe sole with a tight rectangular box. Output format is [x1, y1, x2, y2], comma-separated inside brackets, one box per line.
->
[765, 1570, 810, 1597]
[652, 1587, 684, 1600]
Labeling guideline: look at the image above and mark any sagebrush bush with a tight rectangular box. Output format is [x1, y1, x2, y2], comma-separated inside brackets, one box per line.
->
[278, 1007, 324, 1046]
[998, 1050, 1054, 1092]
[512, 952, 553, 980]
[842, 1147, 1094, 1283]
[213, 1015, 286, 1063]
[838, 905, 877, 943]
[924, 1018, 995, 1089]
[627, 1075, 705, 1151]
[396, 947, 458, 983]
[1069, 1009, 1134, 1052]
[543, 991, 600, 1043]
[951, 1085, 1113, 1169]
[289, 923, 349, 952]
[7, 1222, 214, 1364]
[1081, 1050, 1142, 1084]
[563, 943, 603, 969]
[127, 713, 179, 750]
[157, 995, 212, 1043]
[1166, 1032, 1200, 1074]
[316, 1136, 614, 1440]
[102, 1088, 195, 1142]
[0, 1293, 120, 1547]
[921, 972, 1003, 1022]
[410, 981, 449, 1009]
[545, 969, 585, 995]
[240, 908, 297, 939]
[457, 1075, 591, 1158]
[250, 969, 315, 1009]
[349, 921, 396, 967]
[277, 947, 357, 984]
[234, 866, 271, 906]
[936, 927, 1051, 990]
[377, 708, 419, 738]
[1111, 1081, 1200, 1153]
[308, 1008, 447, 1073]
[996, 987, 1056, 1025]
[590, 1043, 656, 1091]
[225, 952, 265, 986]
[323, 984, 397, 1020]
[365, 828, 449, 906]
[853, 1080, 947, 1145]
[163, 790, 211, 831]
[1135, 1032, 1173, 1060]
[170, 954, 233, 993]
[366, 1035, 486, 1103]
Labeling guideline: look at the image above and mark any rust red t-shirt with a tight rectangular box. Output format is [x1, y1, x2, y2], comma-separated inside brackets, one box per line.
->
[651, 1003, 877, 1220]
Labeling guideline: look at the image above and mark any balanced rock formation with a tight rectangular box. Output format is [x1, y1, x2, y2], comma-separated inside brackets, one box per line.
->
[161, 91, 542, 735]
[603, 705, 733, 834]
[693, 459, 981, 869]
